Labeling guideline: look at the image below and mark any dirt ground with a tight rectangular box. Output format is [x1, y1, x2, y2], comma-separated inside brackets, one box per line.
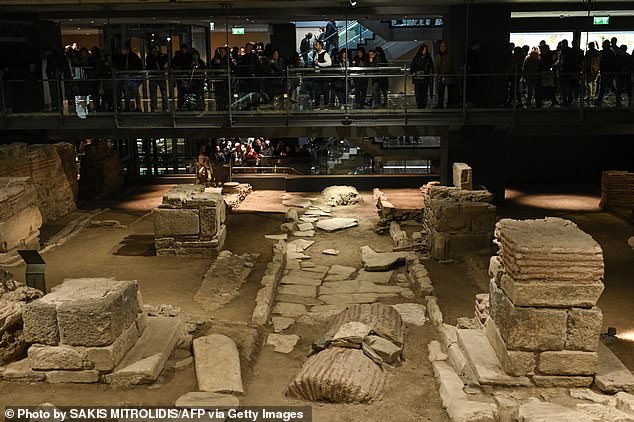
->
[2, 183, 633, 420]
[0, 187, 448, 421]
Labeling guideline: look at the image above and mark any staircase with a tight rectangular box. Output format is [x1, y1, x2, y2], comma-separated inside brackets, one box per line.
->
[333, 21, 421, 61]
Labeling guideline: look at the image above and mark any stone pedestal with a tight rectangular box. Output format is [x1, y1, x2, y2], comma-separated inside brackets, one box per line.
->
[423, 184, 496, 260]
[17, 278, 145, 383]
[487, 218, 604, 386]
[154, 185, 227, 257]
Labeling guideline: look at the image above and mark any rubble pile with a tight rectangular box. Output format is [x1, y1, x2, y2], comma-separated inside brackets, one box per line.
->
[321, 186, 361, 207]
[287, 303, 404, 403]
[0, 267, 43, 365]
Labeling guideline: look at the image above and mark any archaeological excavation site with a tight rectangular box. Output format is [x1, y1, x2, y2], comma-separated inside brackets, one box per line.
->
[1, 138, 634, 422]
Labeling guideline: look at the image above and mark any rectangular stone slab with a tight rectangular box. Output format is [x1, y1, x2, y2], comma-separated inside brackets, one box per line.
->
[496, 271, 604, 308]
[595, 342, 634, 394]
[538, 350, 598, 376]
[457, 328, 531, 386]
[193, 334, 243, 394]
[104, 316, 181, 385]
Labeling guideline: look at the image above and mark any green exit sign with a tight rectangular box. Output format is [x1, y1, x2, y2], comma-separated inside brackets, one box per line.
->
[231, 27, 245, 35]
[593, 16, 610, 25]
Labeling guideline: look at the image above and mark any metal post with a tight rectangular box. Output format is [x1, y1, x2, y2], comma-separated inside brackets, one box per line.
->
[225, 6, 233, 127]
[403, 68, 408, 124]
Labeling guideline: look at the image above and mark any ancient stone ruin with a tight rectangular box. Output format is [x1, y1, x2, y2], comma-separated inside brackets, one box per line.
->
[288, 303, 404, 403]
[154, 185, 227, 257]
[321, 185, 362, 206]
[79, 140, 124, 200]
[600, 170, 634, 213]
[0, 143, 77, 222]
[423, 183, 496, 260]
[0, 177, 42, 254]
[3, 277, 181, 385]
[0, 267, 43, 365]
[486, 217, 604, 387]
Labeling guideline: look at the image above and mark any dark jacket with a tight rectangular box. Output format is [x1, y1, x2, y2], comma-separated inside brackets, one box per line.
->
[410, 49, 433, 83]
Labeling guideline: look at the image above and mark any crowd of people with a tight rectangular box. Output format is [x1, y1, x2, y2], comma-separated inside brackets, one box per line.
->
[1, 26, 632, 113]
[193, 137, 311, 185]
[507, 37, 633, 108]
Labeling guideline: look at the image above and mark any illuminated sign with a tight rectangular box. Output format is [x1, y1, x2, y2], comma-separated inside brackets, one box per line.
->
[231, 27, 245, 35]
[593, 16, 610, 25]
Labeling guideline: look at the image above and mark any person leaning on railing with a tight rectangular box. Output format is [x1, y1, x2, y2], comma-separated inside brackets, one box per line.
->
[434, 41, 457, 109]
[410, 44, 434, 109]
[146, 46, 169, 112]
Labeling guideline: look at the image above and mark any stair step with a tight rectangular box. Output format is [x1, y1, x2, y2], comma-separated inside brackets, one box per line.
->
[457, 328, 531, 387]
[104, 316, 182, 385]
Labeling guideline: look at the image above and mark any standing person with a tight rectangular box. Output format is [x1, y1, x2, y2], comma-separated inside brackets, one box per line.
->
[237, 43, 260, 107]
[596, 39, 620, 107]
[300, 33, 313, 64]
[331, 49, 348, 108]
[583, 42, 600, 102]
[367, 49, 383, 108]
[196, 145, 213, 187]
[114, 45, 144, 112]
[325, 19, 339, 53]
[410, 44, 434, 109]
[535, 43, 557, 107]
[210, 47, 231, 111]
[312, 40, 331, 108]
[89, 47, 105, 111]
[352, 47, 369, 109]
[522, 47, 540, 107]
[146, 46, 169, 112]
[172, 44, 193, 111]
[41, 47, 63, 112]
[189, 49, 206, 111]
[434, 41, 456, 108]
[376, 46, 389, 106]
[616, 45, 631, 106]
[507, 46, 525, 107]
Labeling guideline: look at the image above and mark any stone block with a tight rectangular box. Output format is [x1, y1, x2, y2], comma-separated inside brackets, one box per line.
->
[85, 322, 139, 372]
[532, 375, 594, 388]
[0, 204, 42, 253]
[453, 162, 473, 190]
[1, 358, 45, 382]
[193, 334, 243, 394]
[199, 207, 221, 238]
[175, 392, 240, 408]
[489, 280, 567, 351]
[498, 272, 604, 308]
[45, 370, 100, 384]
[616, 392, 634, 415]
[565, 308, 602, 351]
[56, 280, 139, 347]
[28, 345, 92, 371]
[538, 350, 598, 376]
[517, 401, 596, 422]
[22, 300, 59, 345]
[485, 318, 536, 376]
[154, 208, 200, 236]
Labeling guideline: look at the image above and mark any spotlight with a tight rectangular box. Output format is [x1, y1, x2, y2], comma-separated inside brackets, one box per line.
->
[350, 0, 357, 6]
[601, 327, 618, 344]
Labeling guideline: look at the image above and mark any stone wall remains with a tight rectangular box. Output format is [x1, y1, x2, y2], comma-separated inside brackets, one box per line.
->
[0, 177, 42, 253]
[600, 170, 634, 211]
[486, 217, 604, 387]
[79, 140, 124, 200]
[423, 184, 496, 260]
[0, 143, 77, 222]
[154, 185, 227, 257]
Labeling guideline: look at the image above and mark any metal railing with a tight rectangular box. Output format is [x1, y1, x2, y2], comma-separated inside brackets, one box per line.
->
[1, 67, 632, 124]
